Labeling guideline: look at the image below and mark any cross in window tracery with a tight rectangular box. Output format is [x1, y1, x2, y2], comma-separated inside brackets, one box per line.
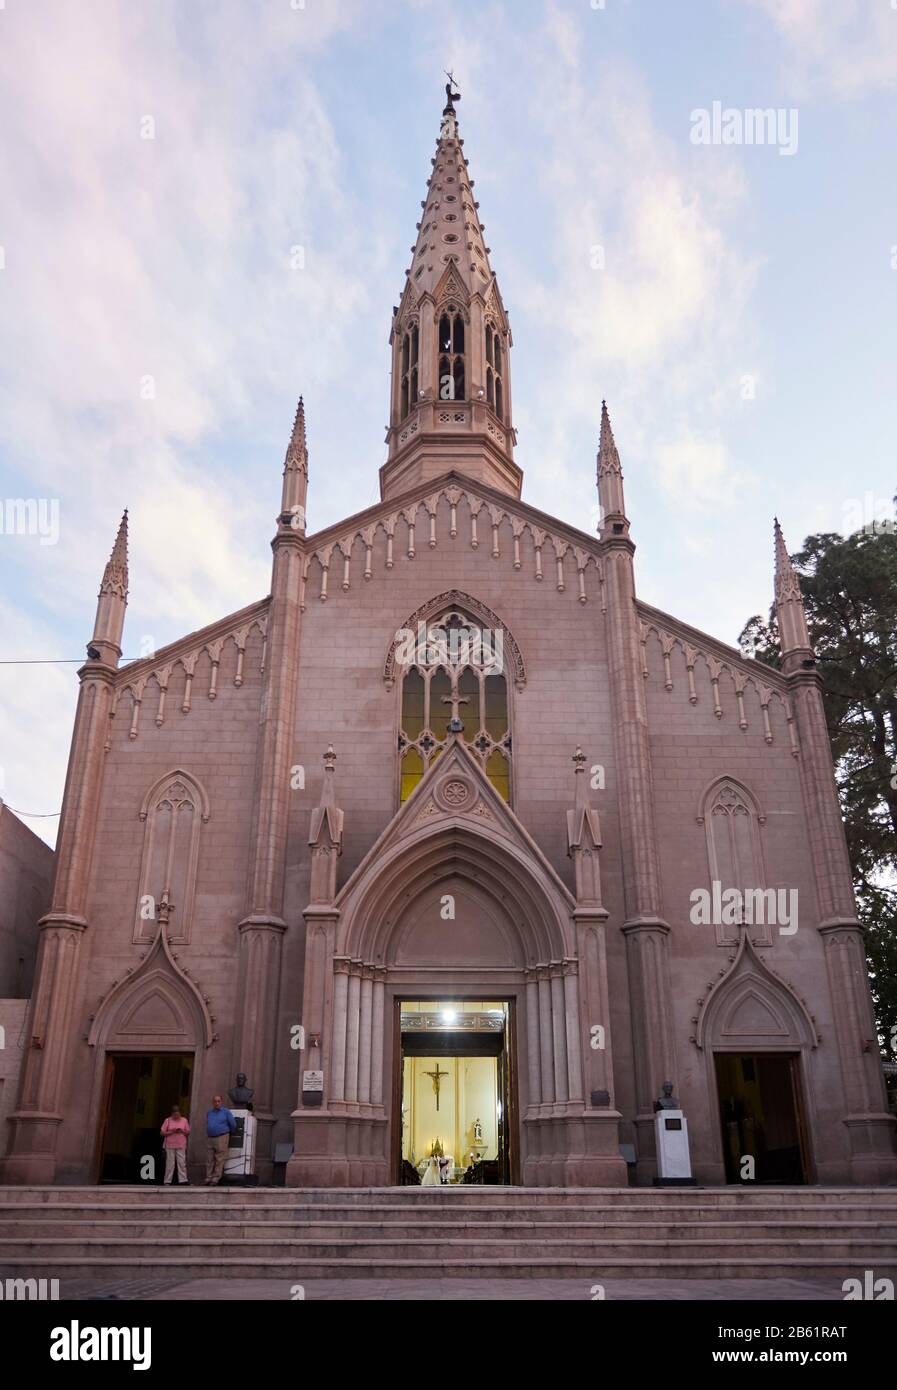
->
[442, 675, 469, 732]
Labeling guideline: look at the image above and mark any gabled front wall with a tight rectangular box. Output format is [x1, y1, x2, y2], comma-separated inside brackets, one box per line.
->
[6, 483, 890, 1186]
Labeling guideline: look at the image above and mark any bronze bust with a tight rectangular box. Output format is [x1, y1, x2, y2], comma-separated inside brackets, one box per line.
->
[228, 1072, 254, 1111]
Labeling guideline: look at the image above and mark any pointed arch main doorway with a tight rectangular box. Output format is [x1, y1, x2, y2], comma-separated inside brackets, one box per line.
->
[289, 736, 627, 1189]
[395, 998, 518, 1185]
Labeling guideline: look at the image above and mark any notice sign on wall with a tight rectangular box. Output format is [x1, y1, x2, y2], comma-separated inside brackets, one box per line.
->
[302, 1070, 324, 1106]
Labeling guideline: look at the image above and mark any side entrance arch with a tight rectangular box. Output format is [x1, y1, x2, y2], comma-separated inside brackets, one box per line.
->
[87, 925, 214, 1182]
[694, 931, 818, 1184]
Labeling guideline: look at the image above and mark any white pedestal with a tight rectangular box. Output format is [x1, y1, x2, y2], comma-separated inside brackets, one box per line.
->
[224, 1109, 256, 1178]
[655, 1109, 692, 1180]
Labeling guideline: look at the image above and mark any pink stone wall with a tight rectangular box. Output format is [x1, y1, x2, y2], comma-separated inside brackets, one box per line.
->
[0, 804, 54, 997]
[53, 626, 265, 1179]
[642, 626, 851, 1180]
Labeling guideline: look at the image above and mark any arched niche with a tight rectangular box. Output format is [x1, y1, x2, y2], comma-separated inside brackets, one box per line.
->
[696, 775, 771, 947]
[134, 768, 210, 944]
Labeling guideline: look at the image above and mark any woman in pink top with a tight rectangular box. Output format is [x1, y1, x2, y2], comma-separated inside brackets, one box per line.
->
[160, 1105, 191, 1185]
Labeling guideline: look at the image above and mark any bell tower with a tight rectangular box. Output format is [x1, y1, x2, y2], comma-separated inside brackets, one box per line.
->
[381, 80, 521, 501]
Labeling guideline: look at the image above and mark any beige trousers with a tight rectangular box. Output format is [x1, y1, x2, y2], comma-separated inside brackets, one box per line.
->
[206, 1133, 230, 1184]
[164, 1147, 187, 1184]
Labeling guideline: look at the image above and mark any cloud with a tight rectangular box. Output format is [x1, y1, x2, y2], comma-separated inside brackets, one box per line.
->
[0, 0, 369, 840]
[450, 3, 760, 529]
[747, 0, 897, 95]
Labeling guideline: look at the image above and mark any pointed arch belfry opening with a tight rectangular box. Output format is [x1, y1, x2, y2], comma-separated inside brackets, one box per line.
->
[288, 739, 626, 1188]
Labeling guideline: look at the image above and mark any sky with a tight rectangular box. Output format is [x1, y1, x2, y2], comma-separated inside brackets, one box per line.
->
[1, 0, 896, 846]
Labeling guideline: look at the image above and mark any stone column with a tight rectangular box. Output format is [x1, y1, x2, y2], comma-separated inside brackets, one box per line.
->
[537, 969, 554, 1103]
[3, 515, 127, 1184]
[550, 968, 569, 1105]
[524, 974, 542, 1108]
[329, 961, 350, 1104]
[598, 406, 677, 1180]
[358, 969, 374, 1105]
[234, 406, 308, 1175]
[622, 921, 677, 1180]
[562, 964, 584, 1102]
[370, 970, 386, 1107]
[344, 969, 362, 1104]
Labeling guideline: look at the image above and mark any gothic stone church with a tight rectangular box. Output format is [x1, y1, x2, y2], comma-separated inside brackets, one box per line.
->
[4, 92, 895, 1191]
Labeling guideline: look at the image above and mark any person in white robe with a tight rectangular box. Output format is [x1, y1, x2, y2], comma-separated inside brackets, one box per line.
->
[421, 1155, 441, 1186]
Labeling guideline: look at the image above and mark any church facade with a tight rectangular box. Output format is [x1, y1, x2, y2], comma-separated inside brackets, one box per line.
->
[3, 91, 895, 1190]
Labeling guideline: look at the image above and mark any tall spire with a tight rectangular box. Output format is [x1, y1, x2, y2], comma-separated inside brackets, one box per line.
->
[597, 401, 628, 540]
[89, 510, 128, 666]
[401, 77, 496, 304]
[381, 82, 521, 501]
[279, 397, 308, 534]
[773, 518, 813, 673]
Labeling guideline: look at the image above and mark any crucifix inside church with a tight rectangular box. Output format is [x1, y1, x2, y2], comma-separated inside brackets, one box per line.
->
[424, 1063, 449, 1110]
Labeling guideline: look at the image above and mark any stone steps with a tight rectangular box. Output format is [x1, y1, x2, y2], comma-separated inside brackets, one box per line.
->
[5, 1218, 895, 1240]
[2, 1185, 894, 1206]
[1, 1186, 894, 1281]
[3, 1234, 896, 1259]
[3, 1206, 890, 1228]
[0, 1255, 893, 1280]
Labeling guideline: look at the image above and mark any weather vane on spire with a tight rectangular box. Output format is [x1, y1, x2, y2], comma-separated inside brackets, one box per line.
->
[444, 70, 461, 110]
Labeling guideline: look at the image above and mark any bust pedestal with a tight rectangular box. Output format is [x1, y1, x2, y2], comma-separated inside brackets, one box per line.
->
[652, 1109, 696, 1186]
[223, 1109, 258, 1186]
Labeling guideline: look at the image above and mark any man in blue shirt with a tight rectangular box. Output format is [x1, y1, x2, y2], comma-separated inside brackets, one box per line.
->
[205, 1094, 237, 1185]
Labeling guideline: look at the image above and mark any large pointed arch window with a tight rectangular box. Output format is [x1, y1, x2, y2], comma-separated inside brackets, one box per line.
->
[438, 304, 466, 402]
[398, 607, 510, 803]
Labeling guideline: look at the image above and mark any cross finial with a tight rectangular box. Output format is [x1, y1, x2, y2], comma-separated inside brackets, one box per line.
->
[158, 887, 176, 929]
[441, 674, 469, 732]
[444, 71, 461, 110]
